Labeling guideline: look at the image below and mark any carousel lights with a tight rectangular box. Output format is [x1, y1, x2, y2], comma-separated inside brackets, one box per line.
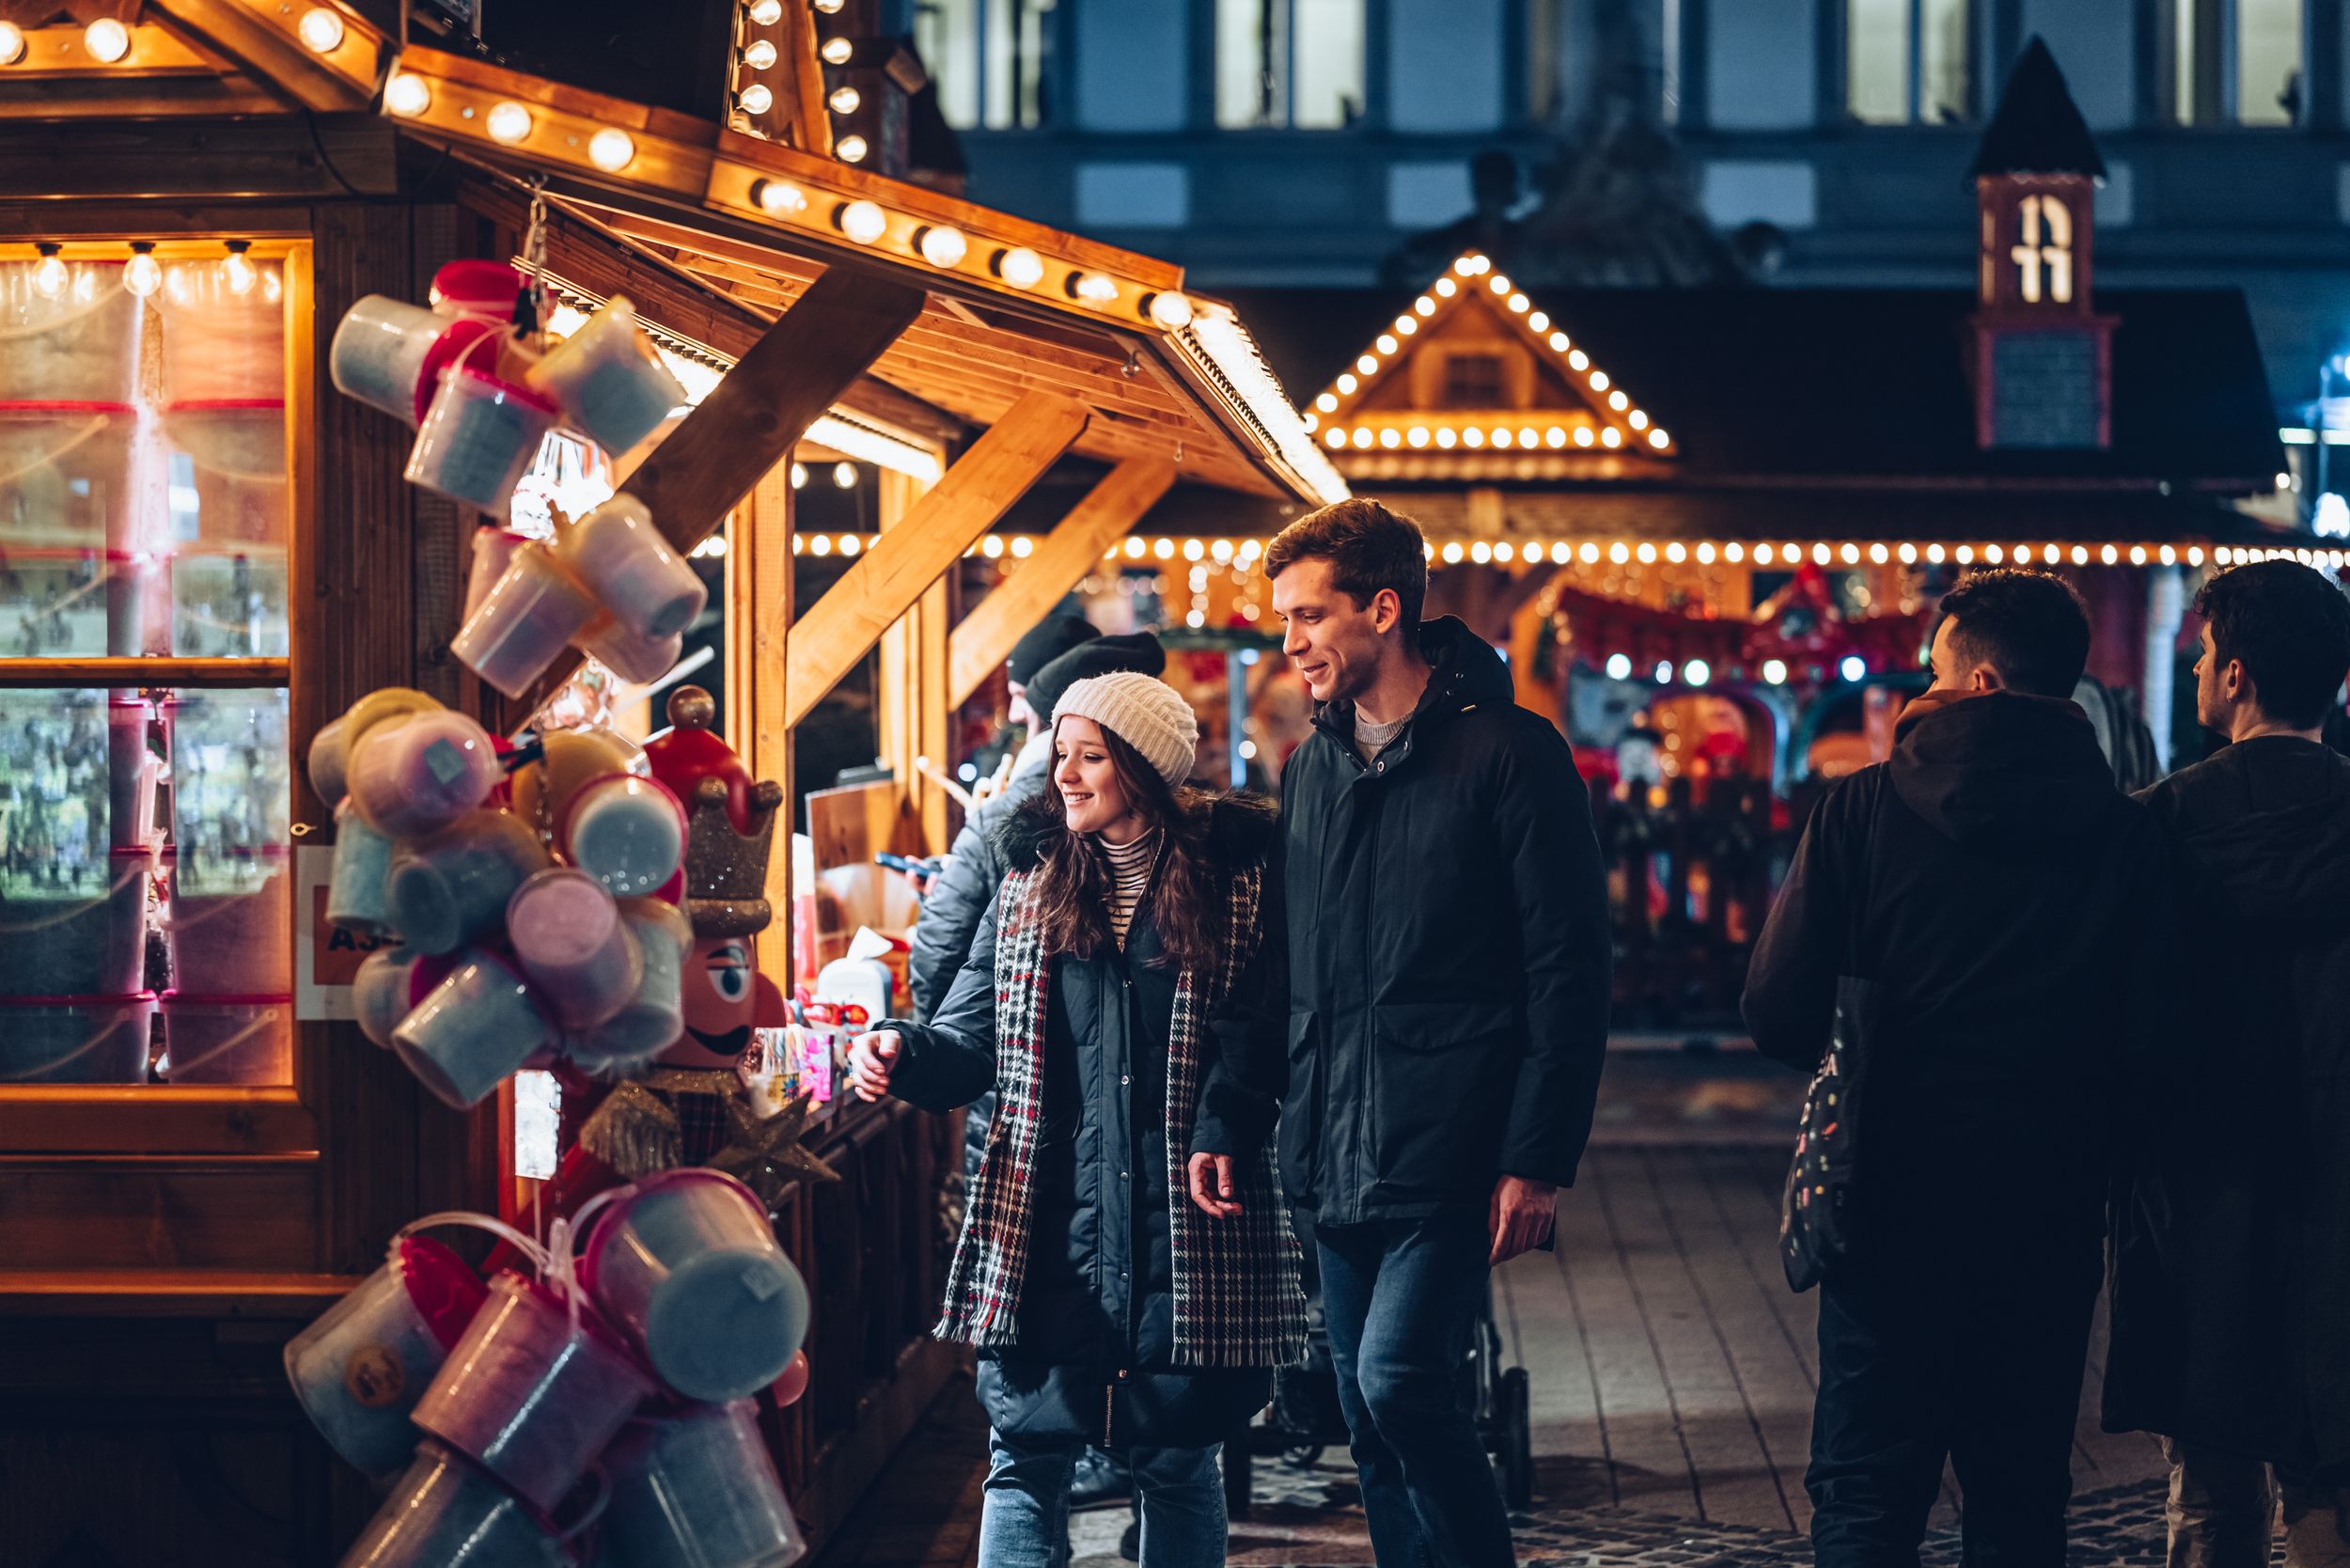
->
[1840, 543, 1859, 565]
[829, 86, 861, 115]
[588, 129, 636, 172]
[1549, 332, 1570, 352]
[980, 536, 1004, 557]
[916, 225, 967, 268]
[1955, 545, 1975, 563]
[1395, 316, 1417, 335]
[2073, 545, 2092, 565]
[993, 246, 1045, 288]
[1379, 429, 1401, 449]
[30, 243, 66, 300]
[744, 39, 779, 69]
[1666, 541, 1687, 563]
[1182, 538, 1203, 560]
[1897, 542, 1917, 564]
[1488, 274, 1512, 294]
[1508, 293, 1530, 313]
[1608, 391, 1629, 412]
[1754, 543, 1777, 564]
[2130, 545, 2148, 565]
[1601, 428, 1622, 448]
[221, 241, 258, 295]
[1606, 653, 1634, 681]
[1314, 393, 1339, 413]
[837, 199, 888, 244]
[0, 23, 22, 66]
[1435, 427, 1458, 449]
[123, 243, 161, 298]
[814, 0, 846, 11]
[1441, 541, 1465, 564]
[739, 83, 776, 115]
[753, 178, 807, 215]
[1725, 542, 1745, 562]
[1574, 428, 1594, 447]
[1984, 543, 2004, 563]
[1528, 311, 1550, 332]
[1578, 542, 1601, 564]
[84, 18, 131, 63]
[1589, 370, 1610, 392]
[1684, 659, 1712, 686]
[1407, 426, 1431, 448]
[749, 0, 783, 20]
[1435, 277, 1458, 297]
[1123, 538, 1146, 558]
[1608, 542, 1629, 564]
[1145, 290, 1196, 330]
[1926, 543, 1946, 563]
[808, 533, 832, 556]
[1356, 353, 1379, 375]
[1470, 541, 1492, 563]
[1695, 541, 1716, 564]
[1461, 428, 1483, 448]
[1811, 543, 1831, 565]
[1071, 271, 1119, 305]
[486, 101, 534, 144]
[821, 37, 854, 64]
[298, 7, 346, 53]
[1840, 654, 1868, 682]
[2101, 544, 2120, 565]
[1416, 296, 1438, 316]
[384, 71, 431, 116]
[1869, 543, 1889, 565]
[1568, 349, 1590, 370]
[1376, 334, 1398, 353]
[1636, 541, 1657, 563]
[838, 534, 862, 556]
[1762, 659, 1789, 685]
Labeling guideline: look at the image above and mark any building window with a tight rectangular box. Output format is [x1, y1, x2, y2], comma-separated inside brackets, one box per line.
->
[916, 0, 1056, 130]
[2175, 0, 2302, 125]
[1442, 352, 1509, 409]
[1216, 0, 1365, 129]
[1846, 0, 1971, 124]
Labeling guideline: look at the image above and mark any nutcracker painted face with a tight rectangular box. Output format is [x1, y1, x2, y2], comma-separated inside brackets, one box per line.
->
[642, 686, 790, 1072]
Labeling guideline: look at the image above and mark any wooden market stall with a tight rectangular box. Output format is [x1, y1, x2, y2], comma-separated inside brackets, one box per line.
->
[0, 3, 1338, 1562]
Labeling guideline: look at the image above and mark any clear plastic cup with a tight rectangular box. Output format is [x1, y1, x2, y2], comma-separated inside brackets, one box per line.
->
[450, 543, 597, 698]
[567, 899, 691, 1071]
[391, 949, 554, 1109]
[405, 366, 561, 517]
[525, 297, 686, 458]
[0, 401, 140, 552]
[285, 1236, 489, 1478]
[506, 867, 641, 1032]
[0, 259, 141, 402]
[551, 494, 704, 641]
[346, 709, 499, 839]
[330, 294, 452, 423]
[327, 800, 398, 936]
[338, 1441, 585, 1568]
[353, 946, 420, 1048]
[384, 808, 550, 956]
[158, 991, 291, 1084]
[0, 994, 155, 1082]
[558, 774, 686, 898]
[577, 615, 685, 686]
[464, 525, 534, 620]
[600, 1401, 807, 1568]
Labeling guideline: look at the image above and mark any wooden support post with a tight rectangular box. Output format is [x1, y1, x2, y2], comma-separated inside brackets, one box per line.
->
[784, 390, 1088, 729]
[946, 457, 1176, 708]
[876, 469, 952, 850]
[730, 461, 797, 989]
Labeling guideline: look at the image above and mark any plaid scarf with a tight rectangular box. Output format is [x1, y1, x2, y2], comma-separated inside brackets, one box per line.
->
[935, 860, 1307, 1369]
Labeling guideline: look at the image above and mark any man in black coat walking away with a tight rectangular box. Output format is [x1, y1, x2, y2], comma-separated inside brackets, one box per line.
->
[2105, 559, 2350, 1567]
[1743, 570, 2183, 1568]
[1189, 499, 1612, 1568]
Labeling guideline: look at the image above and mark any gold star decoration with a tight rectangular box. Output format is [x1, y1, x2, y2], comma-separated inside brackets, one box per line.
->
[707, 1086, 838, 1210]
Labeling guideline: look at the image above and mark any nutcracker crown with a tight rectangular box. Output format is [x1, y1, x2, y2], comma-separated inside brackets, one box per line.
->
[646, 685, 783, 938]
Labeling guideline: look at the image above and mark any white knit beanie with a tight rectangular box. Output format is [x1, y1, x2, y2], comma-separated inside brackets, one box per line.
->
[1051, 672, 1198, 785]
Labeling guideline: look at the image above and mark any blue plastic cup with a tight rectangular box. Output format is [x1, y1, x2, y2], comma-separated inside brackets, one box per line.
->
[391, 950, 552, 1109]
[327, 801, 397, 936]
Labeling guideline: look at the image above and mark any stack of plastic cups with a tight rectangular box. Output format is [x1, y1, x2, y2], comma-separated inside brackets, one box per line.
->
[405, 365, 562, 518]
[525, 296, 686, 457]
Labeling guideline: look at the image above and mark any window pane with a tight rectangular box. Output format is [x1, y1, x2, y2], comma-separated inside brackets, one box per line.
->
[1292, 0, 1364, 128]
[915, 0, 981, 128]
[1217, 0, 1278, 127]
[2237, 0, 2302, 124]
[1847, 0, 1911, 122]
[1919, 0, 1969, 121]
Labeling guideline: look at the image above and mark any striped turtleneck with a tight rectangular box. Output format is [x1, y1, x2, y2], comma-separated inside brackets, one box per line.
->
[1095, 829, 1159, 948]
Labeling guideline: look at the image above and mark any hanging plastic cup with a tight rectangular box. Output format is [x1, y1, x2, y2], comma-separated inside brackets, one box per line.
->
[412, 1267, 654, 1513]
[450, 542, 597, 699]
[558, 774, 686, 898]
[567, 899, 692, 1071]
[431, 260, 525, 322]
[525, 296, 687, 456]
[330, 295, 463, 425]
[464, 525, 534, 621]
[509, 725, 641, 845]
[283, 1214, 509, 1477]
[599, 1400, 807, 1568]
[506, 867, 643, 1033]
[391, 949, 554, 1109]
[405, 365, 561, 518]
[353, 946, 419, 1048]
[577, 615, 685, 686]
[549, 494, 704, 642]
[384, 808, 551, 956]
[346, 709, 500, 840]
[327, 800, 399, 937]
[337, 1440, 600, 1568]
[580, 1168, 808, 1403]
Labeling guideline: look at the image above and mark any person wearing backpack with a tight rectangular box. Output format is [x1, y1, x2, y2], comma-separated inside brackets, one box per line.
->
[1743, 570, 2185, 1567]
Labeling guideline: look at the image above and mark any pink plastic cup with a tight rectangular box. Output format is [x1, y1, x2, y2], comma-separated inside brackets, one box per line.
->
[600, 1400, 807, 1568]
[551, 494, 704, 641]
[405, 365, 561, 517]
[164, 843, 292, 995]
[392, 949, 554, 1109]
[159, 992, 291, 1084]
[0, 994, 155, 1083]
[567, 899, 692, 1070]
[285, 1237, 489, 1478]
[506, 868, 643, 1032]
[384, 808, 550, 956]
[431, 261, 525, 322]
[451, 543, 598, 698]
[576, 615, 685, 686]
[581, 1169, 807, 1403]
[347, 710, 500, 839]
[558, 774, 686, 899]
[413, 1270, 653, 1513]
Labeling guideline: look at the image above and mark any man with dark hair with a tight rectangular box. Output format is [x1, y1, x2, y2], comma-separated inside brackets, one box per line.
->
[1189, 498, 1612, 1568]
[2106, 560, 2350, 1568]
[1745, 569, 2183, 1566]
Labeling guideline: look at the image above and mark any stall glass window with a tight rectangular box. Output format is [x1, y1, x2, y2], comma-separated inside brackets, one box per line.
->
[0, 241, 301, 1090]
[916, 0, 1056, 129]
[1847, 0, 1971, 123]
[1216, 0, 1365, 128]
[2175, 0, 2303, 124]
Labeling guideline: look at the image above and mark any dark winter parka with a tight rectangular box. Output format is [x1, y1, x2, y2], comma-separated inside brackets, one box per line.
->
[2105, 735, 2350, 1471]
[886, 793, 1306, 1450]
[1192, 617, 1612, 1225]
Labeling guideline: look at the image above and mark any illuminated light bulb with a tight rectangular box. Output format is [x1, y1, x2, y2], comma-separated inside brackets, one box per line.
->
[1600, 428, 1622, 448]
[1461, 428, 1484, 449]
[1489, 428, 1512, 449]
[1507, 293, 1529, 313]
[754, 178, 807, 215]
[790, 463, 807, 488]
[995, 246, 1045, 288]
[2070, 545, 2089, 565]
[1379, 429, 1401, 449]
[1152, 538, 1175, 559]
[1376, 334, 1398, 354]
[838, 534, 862, 557]
[1551, 541, 1573, 564]
[123, 243, 161, 298]
[1607, 542, 1629, 564]
[1441, 541, 1465, 564]
[1606, 653, 1633, 681]
[30, 244, 66, 300]
[1146, 290, 1194, 329]
[1840, 543, 1859, 564]
[1897, 542, 1917, 564]
[981, 536, 1004, 558]
[1755, 543, 1776, 565]
[832, 461, 856, 488]
[1648, 429, 1669, 449]
[1628, 410, 1649, 430]
[1590, 369, 1610, 391]
[837, 199, 887, 243]
[1528, 311, 1549, 332]
[1665, 541, 1686, 563]
[809, 534, 832, 557]
[1810, 543, 1831, 565]
[1488, 274, 1512, 294]
[298, 7, 345, 53]
[739, 83, 776, 115]
[1578, 541, 1601, 563]
[1841, 655, 1867, 682]
[1072, 271, 1118, 305]
[1636, 542, 1657, 564]
[791, 535, 806, 554]
[0, 23, 24, 66]
[1434, 277, 1457, 297]
[588, 128, 635, 172]
[1406, 426, 1430, 448]
[1696, 542, 1716, 564]
[749, 0, 783, 21]
[1356, 353, 1378, 375]
[1416, 296, 1436, 316]
[2099, 544, 2119, 565]
[1955, 544, 1974, 564]
[1984, 543, 2004, 564]
[1545, 427, 1568, 448]
[814, 0, 846, 10]
[1434, 428, 1458, 449]
[1608, 390, 1629, 412]
[1211, 539, 1234, 562]
[821, 36, 854, 63]
[1350, 428, 1372, 449]
[1335, 372, 1357, 395]
[385, 72, 431, 117]
[1323, 429, 1346, 449]
[2128, 545, 2147, 566]
[1868, 542, 1888, 565]
[828, 85, 861, 114]
[1762, 658, 1788, 685]
[486, 101, 533, 143]
[221, 241, 257, 295]
[835, 133, 869, 161]
[917, 225, 967, 267]
[1725, 542, 1745, 562]
[744, 39, 778, 69]
[1453, 256, 1479, 275]
[1123, 538, 1146, 558]
[1182, 538, 1203, 560]
[1314, 393, 1339, 414]
[1395, 316, 1416, 336]
[2161, 545, 2179, 565]
[1012, 536, 1035, 558]
[1470, 541, 1492, 563]
[1926, 543, 1945, 563]
[1568, 349, 1590, 370]
[1574, 427, 1594, 447]
[1549, 331, 1570, 353]
[1654, 660, 1672, 683]
[84, 19, 131, 63]
[1684, 659, 1711, 686]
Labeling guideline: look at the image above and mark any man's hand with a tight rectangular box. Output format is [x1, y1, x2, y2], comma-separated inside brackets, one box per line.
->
[845, 1030, 901, 1103]
[1488, 1174, 1558, 1265]
[1185, 1152, 1245, 1219]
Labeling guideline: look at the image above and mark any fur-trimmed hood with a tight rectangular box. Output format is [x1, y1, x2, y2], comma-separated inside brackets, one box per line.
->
[992, 789, 1279, 874]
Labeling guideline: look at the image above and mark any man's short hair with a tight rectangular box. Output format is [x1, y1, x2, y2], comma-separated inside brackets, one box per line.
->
[1934, 569, 2092, 699]
[1263, 499, 1429, 636]
[2195, 559, 2350, 729]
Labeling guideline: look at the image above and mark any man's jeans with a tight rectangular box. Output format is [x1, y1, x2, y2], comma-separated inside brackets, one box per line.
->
[2163, 1436, 2350, 1568]
[978, 1429, 1224, 1568]
[1318, 1210, 1515, 1568]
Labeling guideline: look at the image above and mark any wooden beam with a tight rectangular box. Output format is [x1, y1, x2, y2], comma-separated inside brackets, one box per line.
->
[947, 457, 1175, 706]
[145, 0, 390, 113]
[785, 390, 1089, 729]
[778, 0, 835, 158]
[730, 462, 798, 989]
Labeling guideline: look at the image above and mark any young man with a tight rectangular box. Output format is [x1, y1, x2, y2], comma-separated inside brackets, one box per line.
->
[2105, 559, 2350, 1567]
[1743, 570, 2181, 1567]
[1189, 499, 1611, 1568]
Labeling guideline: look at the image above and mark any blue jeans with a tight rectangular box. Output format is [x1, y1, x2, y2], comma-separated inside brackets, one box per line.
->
[979, 1429, 1225, 1568]
[1319, 1212, 1515, 1568]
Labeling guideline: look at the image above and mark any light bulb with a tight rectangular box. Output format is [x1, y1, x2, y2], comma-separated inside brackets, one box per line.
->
[0, 23, 25, 66]
[221, 242, 257, 295]
[588, 128, 635, 171]
[1684, 660, 1711, 686]
[835, 133, 868, 163]
[1648, 428, 1669, 448]
[1071, 272, 1118, 306]
[995, 247, 1043, 288]
[814, 0, 845, 10]
[821, 37, 853, 64]
[738, 83, 774, 115]
[753, 179, 807, 215]
[747, 0, 782, 21]
[384, 72, 431, 117]
[1143, 291, 1194, 329]
[124, 244, 161, 298]
[832, 461, 856, 489]
[828, 85, 859, 114]
[837, 199, 886, 243]
[1762, 659, 1788, 685]
[84, 19, 131, 64]
[744, 39, 777, 69]
[297, 7, 345, 54]
[486, 101, 533, 143]
[31, 245, 66, 300]
[917, 226, 966, 267]
[1841, 655, 1867, 682]
[789, 463, 807, 488]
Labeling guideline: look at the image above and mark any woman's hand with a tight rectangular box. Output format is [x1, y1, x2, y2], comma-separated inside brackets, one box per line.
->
[1185, 1152, 1245, 1219]
[846, 1030, 901, 1103]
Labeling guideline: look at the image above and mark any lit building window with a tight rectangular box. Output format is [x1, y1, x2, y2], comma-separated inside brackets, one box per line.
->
[1847, 0, 1971, 125]
[916, 0, 1057, 130]
[1216, 0, 1365, 129]
[2174, 0, 2302, 126]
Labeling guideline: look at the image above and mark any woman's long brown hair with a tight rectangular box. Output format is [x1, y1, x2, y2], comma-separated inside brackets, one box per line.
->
[1023, 718, 1226, 974]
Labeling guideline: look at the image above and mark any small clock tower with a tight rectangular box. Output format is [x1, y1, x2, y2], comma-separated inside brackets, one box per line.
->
[1967, 39, 2116, 450]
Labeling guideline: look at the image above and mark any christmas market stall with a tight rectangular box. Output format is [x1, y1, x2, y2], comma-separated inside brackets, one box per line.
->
[0, 2, 1337, 1562]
